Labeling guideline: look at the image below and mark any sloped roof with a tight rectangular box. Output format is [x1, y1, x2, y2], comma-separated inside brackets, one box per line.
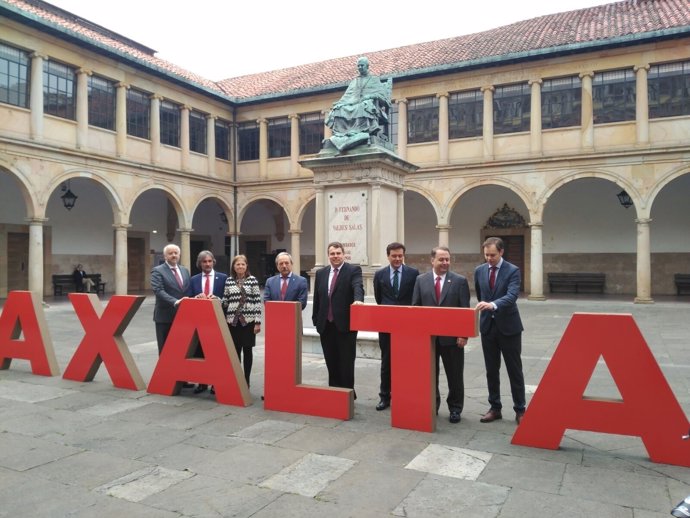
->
[3, 0, 690, 104]
[217, 0, 690, 100]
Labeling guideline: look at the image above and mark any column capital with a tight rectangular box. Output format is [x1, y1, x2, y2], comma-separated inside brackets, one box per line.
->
[288, 113, 300, 121]
[30, 52, 47, 60]
[289, 228, 303, 235]
[528, 221, 544, 228]
[257, 118, 268, 125]
[528, 78, 543, 86]
[633, 64, 650, 73]
[480, 85, 495, 93]
[435, 224, 452, 231]
[396, 98, 408, 106]
[149, 93, 164, 101]
[205, 114, 217, 121]
[635, 218, 652, 225]
[112, 223, 132, 230]
[436, 92, 449, 100]
[579, 71, 594, 79]
[26, 217, 48, 225]
[116, 82, 130, 90]
[77, 68, 92, 77]
[177, 227, 194, 233]
[180, 104, 192, 112]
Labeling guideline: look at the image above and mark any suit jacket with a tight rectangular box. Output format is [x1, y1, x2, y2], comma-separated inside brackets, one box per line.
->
[312, 262, 364, 334]
[151, 262, 190, 323]
[474, 260, 523, 336]
[412, 270, 470, 346]
[187, 271, 227, 298]
[263, 273, 309, 309]
[374, 264, 419, 306]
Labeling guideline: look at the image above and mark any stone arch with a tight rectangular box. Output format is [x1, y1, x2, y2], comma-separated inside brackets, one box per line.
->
[0, 158, 39, 218]
[446, 178, 533, 224]
[128, 182, 188, 228]
[648, 164, 690, 213]
[47, 169, 124, 221]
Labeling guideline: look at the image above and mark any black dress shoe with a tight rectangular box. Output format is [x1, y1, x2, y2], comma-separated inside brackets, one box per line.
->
[182, 382, 195, 389]
[480, 409, 502, 423]
[375, 399, 390, 411]
[210, 386, 215, 395]
[193, 384, 208, 394]
[449, 410, 461, 424]
[516, 409, 525, 424]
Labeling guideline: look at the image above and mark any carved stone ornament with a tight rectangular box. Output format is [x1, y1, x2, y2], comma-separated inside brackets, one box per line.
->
[484, 203, 526, 229]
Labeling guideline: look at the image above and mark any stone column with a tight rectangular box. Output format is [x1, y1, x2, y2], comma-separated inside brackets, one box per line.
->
[314, 186, 325, 267]
[113, 224, 129, 295]
[528, 221, 546, 300]
[436, 224, 450, 248]
[180, 105, 191, 171]
[289, 114, 300, 176]
[396, 98, 408, 160]
[437, 93, 449, 165]
[76, 68, 91, 149]
[206, 115, 216, 176]
[529, 79, 542, 155]
[150, 94, 162, 164]
[481, 86, 494, 159]
[258, 118, 268, 180]
[370, 182, 382, 266]
[580, 71, 594, 150]
[115, 82, 128, 157]
[397, 189, 405, 242]
[634, 218, 654, 304]
[27, 218, 45, 299]
[290, 229, 302, 274]
[634, 64, 650, 145]
[178, 228, 192, 272]
[30, 53, 45, 140]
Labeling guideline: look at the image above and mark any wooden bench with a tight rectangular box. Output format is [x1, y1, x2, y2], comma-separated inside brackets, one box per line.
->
[674, 274, 690, 295]
[52, 274, 106, 296]
[548, 273, 605, 294]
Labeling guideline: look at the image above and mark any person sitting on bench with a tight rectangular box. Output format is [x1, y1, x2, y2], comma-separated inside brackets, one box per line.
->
[73, 264, 95, 292]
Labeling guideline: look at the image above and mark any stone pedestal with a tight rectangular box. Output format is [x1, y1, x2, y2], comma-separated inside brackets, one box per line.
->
[301, 148, 418, 298]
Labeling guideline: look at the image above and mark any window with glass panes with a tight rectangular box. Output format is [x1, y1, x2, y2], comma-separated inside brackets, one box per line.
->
[493, 83, 530, 134]
[0, 42, 29, 108]
[593, 69, 635, 124]
[43, 60, 75, 119]
[268, 117, 290, 158]
[160, 100, 180, 147]
[648, 61, 690, 119]
[126, 88, 150, 139]
[189, 110, 207, 154]
[541, 76, 581, 129]
[87, 74, 115, 130]
[449, 90, 482, 138]
[215, 119, 231, 160]
[389, 102, 398, 149]
[407, 96, 438, 144]
[238, 121, 259, 161]
[299, 112, 324, 155]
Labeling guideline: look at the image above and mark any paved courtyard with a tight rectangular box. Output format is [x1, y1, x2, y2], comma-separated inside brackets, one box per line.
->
[0, 293, 689, 517]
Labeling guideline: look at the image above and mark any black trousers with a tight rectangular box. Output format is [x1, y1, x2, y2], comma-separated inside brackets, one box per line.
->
[436, 339, 464, 413]
[229, 323, 256, 386]
[480, 322, 526, 412]
[319, 321, 357, 389]
[378, 332, 392, 401]
[155, 322, 172, 355]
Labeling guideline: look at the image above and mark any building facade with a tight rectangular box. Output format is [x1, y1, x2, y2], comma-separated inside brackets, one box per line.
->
[1, 0, 689, 302]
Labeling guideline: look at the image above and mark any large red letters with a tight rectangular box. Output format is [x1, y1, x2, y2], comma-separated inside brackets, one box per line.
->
[512, 313, 690, 467]
[350, 304, 478, 432]
[1, 292, 688, 467]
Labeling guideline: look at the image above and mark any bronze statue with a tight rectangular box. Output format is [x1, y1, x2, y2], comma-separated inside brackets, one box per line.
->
[323, 57, 393, 153]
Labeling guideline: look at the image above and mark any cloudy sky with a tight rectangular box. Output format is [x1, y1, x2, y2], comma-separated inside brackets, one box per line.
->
[46, 0, 610, 79]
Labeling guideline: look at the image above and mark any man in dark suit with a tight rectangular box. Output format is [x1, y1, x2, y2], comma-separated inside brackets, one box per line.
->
[373, 242, 419, 411]
[475, 236, 526, 424]
[186, 250, 228, 393]
[412, 246, 470, 424]
[151, 243, 190, 356]
[263, 252, 308, 310]
[312, 241, 364, 390]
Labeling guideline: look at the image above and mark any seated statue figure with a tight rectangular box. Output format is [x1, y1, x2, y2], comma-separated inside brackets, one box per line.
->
[324, 56, 392, 153]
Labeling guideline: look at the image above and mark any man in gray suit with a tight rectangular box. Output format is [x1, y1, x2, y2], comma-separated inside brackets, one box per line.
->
[475, 236, 526, 424]
[151, 243, 190, 355]
[412, 246, 470, 424]
[263, 252, 308, 309]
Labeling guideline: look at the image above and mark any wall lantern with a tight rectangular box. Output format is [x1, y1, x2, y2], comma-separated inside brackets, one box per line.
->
[61, 180, 78, 211]
[617, 190, 633, 209]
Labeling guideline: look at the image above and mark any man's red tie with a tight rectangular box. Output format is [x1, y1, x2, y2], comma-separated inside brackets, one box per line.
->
[489, 266, 497, 290]
[204, 274, 210, 296]
[435, 276, 442, 304]
[172, 267, 183, 288]
[280, 275, 288, 300]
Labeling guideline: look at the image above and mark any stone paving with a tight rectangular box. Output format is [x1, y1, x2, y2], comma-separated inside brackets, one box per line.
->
[0, 294, 689, 517]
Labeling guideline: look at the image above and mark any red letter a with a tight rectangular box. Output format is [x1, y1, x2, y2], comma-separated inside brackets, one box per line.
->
[0, 291, 59, 376]
[63, 294, 146, 390]
[512, 313, 690, 467]
[147, 298, 251, 406]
